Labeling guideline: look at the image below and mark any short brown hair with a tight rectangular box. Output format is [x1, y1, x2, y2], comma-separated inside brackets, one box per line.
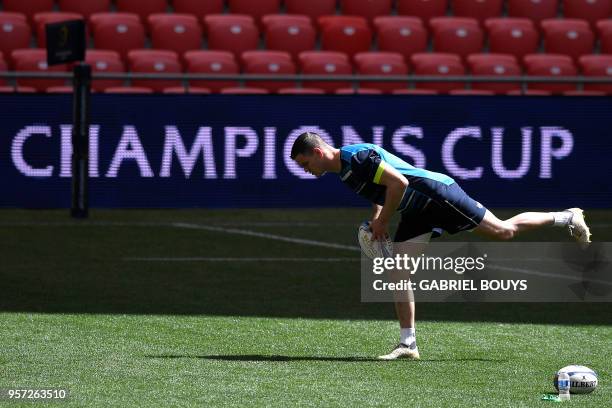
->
[290, 132, 324, 159]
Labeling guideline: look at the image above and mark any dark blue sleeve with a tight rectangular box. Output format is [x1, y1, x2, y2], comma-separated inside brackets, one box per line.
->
[350, 149, 382, 182]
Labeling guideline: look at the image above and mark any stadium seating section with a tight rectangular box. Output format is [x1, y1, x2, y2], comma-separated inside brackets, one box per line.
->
[0, 0, 610, 94]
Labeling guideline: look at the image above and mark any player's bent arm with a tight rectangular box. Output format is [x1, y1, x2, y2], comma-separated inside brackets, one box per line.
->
[371, 204, 382, 220]
[376, 164, 408, 223]
[370, 163, 408, 239]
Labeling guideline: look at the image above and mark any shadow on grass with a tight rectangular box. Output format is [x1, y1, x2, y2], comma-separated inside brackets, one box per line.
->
[144, 354, 508, 363]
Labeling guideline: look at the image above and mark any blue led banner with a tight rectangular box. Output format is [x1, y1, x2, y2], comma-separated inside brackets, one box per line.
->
[1, 94, 611, 208]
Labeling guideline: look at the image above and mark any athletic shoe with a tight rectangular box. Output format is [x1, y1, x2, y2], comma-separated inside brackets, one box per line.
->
[566, 208, 592, 245]
[377, 343, 420, 360]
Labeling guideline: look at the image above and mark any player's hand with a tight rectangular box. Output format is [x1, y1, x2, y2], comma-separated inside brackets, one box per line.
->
[370, 217, 389, 241]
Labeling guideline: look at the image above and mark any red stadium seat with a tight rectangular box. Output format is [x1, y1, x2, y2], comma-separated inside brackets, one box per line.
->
[90, 12, 141, 30]
[0, 85, 36, 93]
[33, 12, 84, 48]
[524, 53, 574, 65]
[467, 53, 522, 93]
[58, 0, 111, 20]
[263, 15, 316, 60]
[411, 52, 466, 92]
[523, 54, 578, 93]
[453, 0, 504, 24]
[0, 13, 32, 67]
[354, 51, 409, 93]
[354, 51, 404, 65]
[148, 14, 203, 57]
[115, 0, 168, 23]
[46, 86, 74, 93]
[162, 86, 211, 93]
[229, 0, 282, 26]
[173, 0, 224, 17]
[12, 49, 69, 91]
[105, 86, 154, 93]
[468, 52, 519, 65]
[578, 54, 612, 93]
[335, 87, 383, 94]
[485, 18, 539, 60]
[319, 16, 372, 58]
[92, 14, 146, 61]
[85, 49, 126, 91]
[185, 50, 237, 65]
[128, 49, 179, 59]
[204, 15, 260, 59]
[374, 16, 428, 61]
[127, 49, 182, 91]
[392, 88, 439, 94]
[596, 20, 612, 54]
[128, 49, 180, 63]
[86, 49, 121, 62]
[430, 17, 484, 59]
[0, 11, 28, 24]
[0, 57, 7, 85]
[564, 0, 612, 28]
[299, 51, 353, 92]
[507, 89, 552, 95]
[285, 0, 337, 22]
[206, 14, 254, 25]
[242, 50, 296, 91]
[220, 87, 270, 94]
[449, 89, 495, 94]
[242, 49, 292, 65]
[278, 87, 325, 94]
[508, 0, 559, 24]
[397, 0, 448, 26]
[541, 19, 595, 61]
[563, 89, 606, 95]
[3, 0, 53, 23]
[263, 15, 311, 25]
[411, 52, 464, 66]
[185, 50, 240, 93]
[341, 0, 393, 24]
[319, 15, 370, 28]
[299, 50, 351, 65]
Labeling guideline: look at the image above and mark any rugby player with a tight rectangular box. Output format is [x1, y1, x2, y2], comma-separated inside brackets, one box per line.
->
[290, 131, 591, 360]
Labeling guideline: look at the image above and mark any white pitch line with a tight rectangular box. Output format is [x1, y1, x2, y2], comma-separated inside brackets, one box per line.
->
[171, 222, 360, 252]
[124, 257, 358, 262]
[0, 220, 359, 252]
[210, 222, 354, 227]
[0, 221, 171, 227]
[0, 220, 360, 252]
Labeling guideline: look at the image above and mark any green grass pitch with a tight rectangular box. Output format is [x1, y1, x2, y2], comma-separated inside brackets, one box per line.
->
[0, 209, 610, 407]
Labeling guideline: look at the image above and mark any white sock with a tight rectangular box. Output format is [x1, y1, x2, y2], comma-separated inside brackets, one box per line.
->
[400, 328, 416, 347]
[550, 211, 572, 227]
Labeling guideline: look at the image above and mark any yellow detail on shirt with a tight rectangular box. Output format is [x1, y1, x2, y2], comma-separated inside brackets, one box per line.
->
[373, 161, 386, 184]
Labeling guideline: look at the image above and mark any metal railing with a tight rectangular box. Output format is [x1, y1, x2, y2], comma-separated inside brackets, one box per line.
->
[1, 71, 611, 91]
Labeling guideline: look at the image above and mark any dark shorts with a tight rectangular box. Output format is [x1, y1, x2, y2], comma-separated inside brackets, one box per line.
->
[394, 182, 487, 242]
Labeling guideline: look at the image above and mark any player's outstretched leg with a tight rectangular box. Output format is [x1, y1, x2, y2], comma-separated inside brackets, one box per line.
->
[475, 208, 591, 244]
